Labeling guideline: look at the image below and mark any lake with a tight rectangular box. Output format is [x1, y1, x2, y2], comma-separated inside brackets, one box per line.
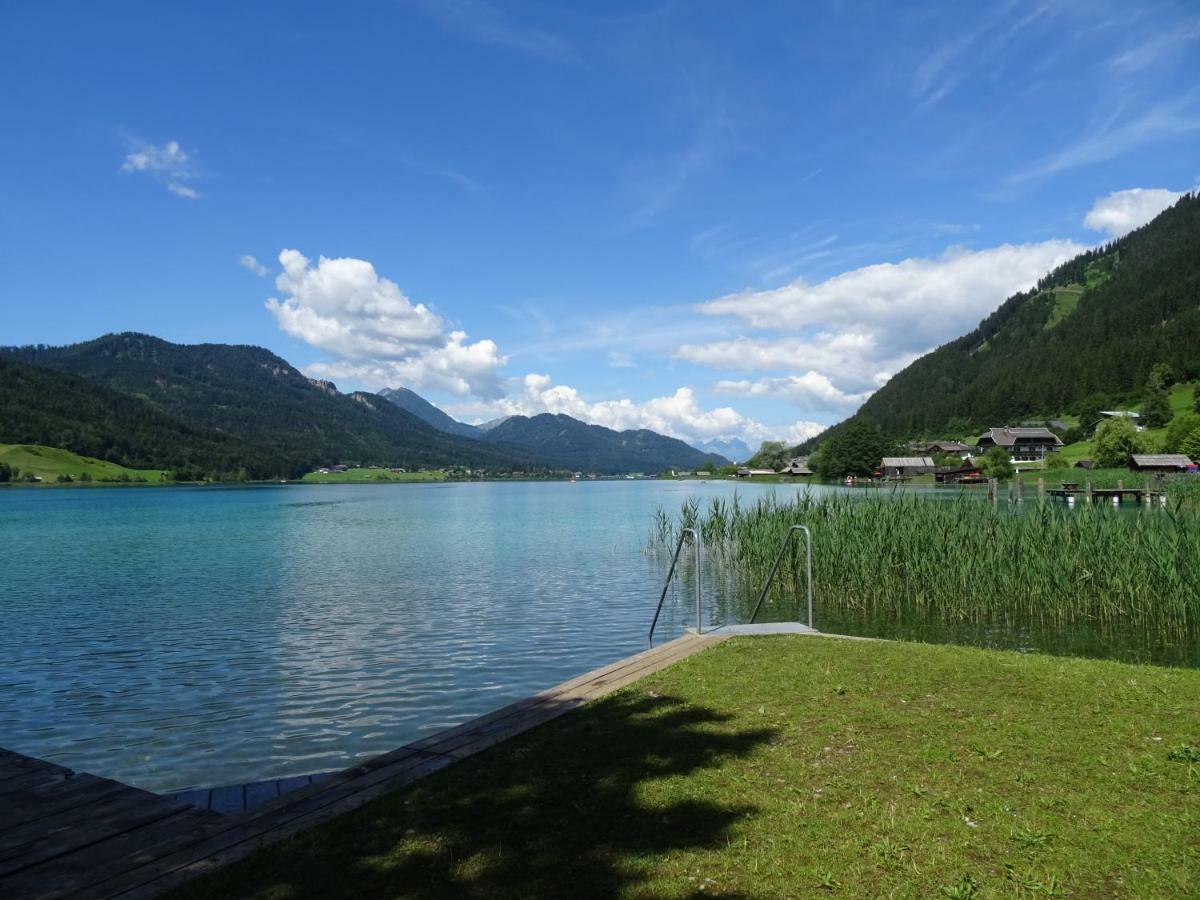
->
[3, 479, 1189, 794]
[0, 479, 809, 793]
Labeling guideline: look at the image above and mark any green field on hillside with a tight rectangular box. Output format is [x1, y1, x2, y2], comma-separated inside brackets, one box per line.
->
[0, 444, 165, 484]
[301, 468, 447, 484]
[1044, 283, 1084, 330]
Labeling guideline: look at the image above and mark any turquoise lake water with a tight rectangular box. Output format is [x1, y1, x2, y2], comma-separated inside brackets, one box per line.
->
[0, 480, 808, 793]
[3, 479, 1190, 794]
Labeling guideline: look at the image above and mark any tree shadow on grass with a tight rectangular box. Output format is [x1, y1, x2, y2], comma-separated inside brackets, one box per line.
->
[193, 692, 776, 899]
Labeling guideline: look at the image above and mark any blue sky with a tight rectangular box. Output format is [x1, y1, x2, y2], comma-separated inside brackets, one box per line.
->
[2, 1, 1198, 449]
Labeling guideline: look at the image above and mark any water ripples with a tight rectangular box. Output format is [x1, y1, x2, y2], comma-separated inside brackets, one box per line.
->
[0, 480, 794, 792]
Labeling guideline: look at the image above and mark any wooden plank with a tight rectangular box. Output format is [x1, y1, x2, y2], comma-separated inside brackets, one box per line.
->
[0, 752, 66, 781]
[0, 776, 127, 834]
[0, 785, 177, 858]
[0, 767, 70, 797]
[0, 808, 219, 900]
[0, 633, 728, 899]
[0, 791, 190, 878]
[83, 751, 451, 899]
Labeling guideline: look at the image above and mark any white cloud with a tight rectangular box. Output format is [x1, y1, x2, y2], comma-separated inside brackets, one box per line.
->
[120, 139, 199, 199]
[1083, 187, 1184, 238]
[681, 239, 1083, 410]
[265, 249, 507, 397]
[239, 254, 269, 277]
[445, 376, 821, 449]
[304, 332, 507, 398]
[714, 373, 873, 413]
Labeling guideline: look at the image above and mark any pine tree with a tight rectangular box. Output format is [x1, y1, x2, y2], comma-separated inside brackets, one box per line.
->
[1140, 376, 1172, 428]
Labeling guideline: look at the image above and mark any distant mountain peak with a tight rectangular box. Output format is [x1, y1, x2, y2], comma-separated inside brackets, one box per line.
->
[377, 387, 481, 439]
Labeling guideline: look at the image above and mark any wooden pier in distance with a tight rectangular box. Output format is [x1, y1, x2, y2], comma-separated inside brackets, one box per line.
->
[0, 632, 729, 900]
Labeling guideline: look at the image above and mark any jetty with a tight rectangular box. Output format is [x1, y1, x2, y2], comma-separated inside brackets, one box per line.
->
[1045, 481, 1167, 504]
[0, 632, 732, 899]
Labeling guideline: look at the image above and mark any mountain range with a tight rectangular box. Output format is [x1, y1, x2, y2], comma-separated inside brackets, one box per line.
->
[0, 334, 728, 478]
[797, 191, 1200, 452]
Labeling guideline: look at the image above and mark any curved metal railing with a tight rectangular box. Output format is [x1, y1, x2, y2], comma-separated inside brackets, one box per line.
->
[647, 527, 701, 647]
[748, 524, 813, 628]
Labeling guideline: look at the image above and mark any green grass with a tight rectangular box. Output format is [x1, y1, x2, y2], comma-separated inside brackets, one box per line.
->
[172, 636, 1200, 899]
[1168, 381, 1196, 417]
[300, 468, 447, 484]
[1043, 284, 1084, 330]
[0, 444, 165, 484]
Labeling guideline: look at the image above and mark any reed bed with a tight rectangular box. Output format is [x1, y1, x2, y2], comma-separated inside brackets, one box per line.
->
[650, 492, 1200, 639]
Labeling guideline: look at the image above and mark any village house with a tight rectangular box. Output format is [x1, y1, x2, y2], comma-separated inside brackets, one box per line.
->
[880, 456, 935, 478]
[976, 427, 1062, 461]
[1128, 454, 1196, 473]
[934, 461, 983, 484]
[919, 440, 972, 457]
[780, 457, 813, 476]
[736, 467, 778, 478]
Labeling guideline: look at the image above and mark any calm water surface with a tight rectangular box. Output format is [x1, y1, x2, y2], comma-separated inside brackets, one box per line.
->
[1, 480, 812, 792]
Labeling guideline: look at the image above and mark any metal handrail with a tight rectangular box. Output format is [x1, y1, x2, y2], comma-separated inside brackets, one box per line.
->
[749, 524, 813, 628]
[648, 527, 702, 647]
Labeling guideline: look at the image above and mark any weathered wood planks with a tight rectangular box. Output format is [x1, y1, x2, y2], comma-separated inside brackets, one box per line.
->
[0, 632, 724, 899]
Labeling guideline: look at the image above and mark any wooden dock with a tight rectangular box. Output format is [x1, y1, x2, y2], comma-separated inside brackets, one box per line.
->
[0, 632, 727, 900]
[1046, 486, 1166, 503]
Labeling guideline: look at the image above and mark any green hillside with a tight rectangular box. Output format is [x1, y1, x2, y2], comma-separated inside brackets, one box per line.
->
[482, 413, 728, 474]
[800, 192, 1200, 451]
[0, 355, 261, 477]
[0, 444, 166, 483]
[0, 334, 536, 478]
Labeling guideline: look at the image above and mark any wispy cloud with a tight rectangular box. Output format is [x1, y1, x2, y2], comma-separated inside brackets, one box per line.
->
[1110, 22, 1200, 73]
[408, 0, 573, 61]
[910, 3, 1049, 110]
[1007, 93, 1200, 185]
[120, 139, 200, 199]
[239, 254, 269, 277]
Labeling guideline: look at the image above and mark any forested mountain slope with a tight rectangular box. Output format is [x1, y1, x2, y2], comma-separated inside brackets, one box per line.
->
[378, 387, 483, 439]
[0, 334, 532, 476]
[483, 413, 728, 474]
[800, 192, 1200, 450]
[0, 356, 260, 475]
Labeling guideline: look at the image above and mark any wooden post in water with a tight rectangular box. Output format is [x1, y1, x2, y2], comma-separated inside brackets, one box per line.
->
[1037, 477, 1045, 503]
[1085, 480, 1093, 504]
[1016, 476, 1024, 504]
[988, 478, 997, 506]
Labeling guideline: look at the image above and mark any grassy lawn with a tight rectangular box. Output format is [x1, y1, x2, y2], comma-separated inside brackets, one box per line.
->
[300, 468, 447, 484]
[174, 637, 1199, 899]
[0, 443, 165, 483]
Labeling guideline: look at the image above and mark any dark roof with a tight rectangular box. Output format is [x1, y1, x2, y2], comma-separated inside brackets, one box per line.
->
[923, 440, 970, 452]
[1130, 454, 1194, 468]
[980, 427, 1062, 446]
[882, 456, 934, 467]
